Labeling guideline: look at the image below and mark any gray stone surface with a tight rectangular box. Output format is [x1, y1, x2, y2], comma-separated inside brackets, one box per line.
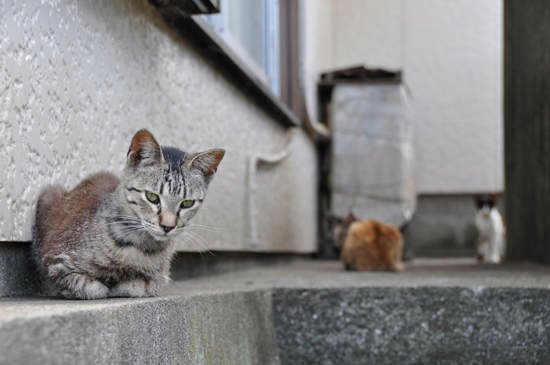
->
[0, 0, 317, 254]
[1, 259, 550, 364]
[0, 242, 36, 297]
[0, 291, 279, 365]
[273, 288, 550, 365]
[168, 259, 550, 291]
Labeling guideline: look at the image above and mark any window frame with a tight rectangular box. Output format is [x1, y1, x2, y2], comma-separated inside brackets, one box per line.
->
[200, 0, 281, 96]
[200, 11, 271, 88]
[151, 0, 300, 127]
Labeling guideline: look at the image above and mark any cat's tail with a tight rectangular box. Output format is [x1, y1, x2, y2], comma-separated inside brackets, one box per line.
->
[32, 185, 67, 294]
[32, 185, 67, 263]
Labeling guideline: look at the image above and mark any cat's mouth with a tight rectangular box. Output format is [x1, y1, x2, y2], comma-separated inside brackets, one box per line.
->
[148, 227, 182, 241]
[147, 229, 170, 240]
[141, 220, 185, 241]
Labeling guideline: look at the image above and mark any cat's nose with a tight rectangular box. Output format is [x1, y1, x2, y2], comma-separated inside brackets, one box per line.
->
[159, 212, 177, 233]
[160, 224, 175, 233]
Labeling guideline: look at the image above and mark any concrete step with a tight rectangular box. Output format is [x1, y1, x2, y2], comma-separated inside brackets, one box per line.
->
[0, 242, 301, 297]
[0, 242, 37, 297]
[1, 259, 550, 364]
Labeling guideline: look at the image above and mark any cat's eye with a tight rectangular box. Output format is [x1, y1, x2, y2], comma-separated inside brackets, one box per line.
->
[145, 191, 160, 204]
[181, 199, 195, 209]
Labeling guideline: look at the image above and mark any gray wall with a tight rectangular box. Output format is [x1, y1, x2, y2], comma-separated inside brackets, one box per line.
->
[404, 195, 480, 258]
[0, 0, 317, 253]
[505, 0, 550, 263]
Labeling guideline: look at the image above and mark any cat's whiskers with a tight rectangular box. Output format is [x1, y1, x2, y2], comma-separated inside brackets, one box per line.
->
[184, 226, 223, 234]
[181, 230, 215, 256]
[105, 219, 141, 226]
[106, 217, 159, 232]
[177, 234, 201, 251]
[80, 227, 147, 243]
[109, 215, 138, 219]
[105, 221, 142, 227]
[108, 218, 168, 240]
[108, 214, 142, 220]
[185, 223, 224, 232]
[175, 224, 222, 235]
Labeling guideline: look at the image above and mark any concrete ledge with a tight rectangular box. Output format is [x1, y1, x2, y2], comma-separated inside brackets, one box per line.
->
[1, 259, 550, 364]
[0, 242, 305, 297]
[0, 243, 37, 297]
[0, 291, 279, 365]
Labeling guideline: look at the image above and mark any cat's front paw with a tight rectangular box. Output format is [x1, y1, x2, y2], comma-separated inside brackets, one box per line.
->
[58, 275, 109, 299]
[144, 276, 170, 297]
[391, 261, 406, 272]
[109, 280, 148, 298]
[60, 279, 109, 299]
[86, 281, 110, 298]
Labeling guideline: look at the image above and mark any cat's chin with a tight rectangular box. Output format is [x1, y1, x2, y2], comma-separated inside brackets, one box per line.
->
[150, 233, 172, 242]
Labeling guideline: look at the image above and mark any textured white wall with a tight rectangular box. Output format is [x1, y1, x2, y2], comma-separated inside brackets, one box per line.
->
[404, 0, 503, 193]
[301, 0, 334, 124]
[303, 0, 503, 194]
[331, 0, 402, 70]
[0, 0, 317, 253]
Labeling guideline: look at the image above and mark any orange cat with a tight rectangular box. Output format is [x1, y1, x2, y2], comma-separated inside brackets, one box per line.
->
[336, 213, 405, 272]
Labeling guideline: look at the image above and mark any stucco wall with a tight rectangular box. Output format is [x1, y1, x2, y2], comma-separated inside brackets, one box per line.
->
[331, 0, 402, 71]
[301, 0, 334, 130]
[303, 0, 503, 194]
[404, 0, 503, 193]
[0, 0, 317, 253]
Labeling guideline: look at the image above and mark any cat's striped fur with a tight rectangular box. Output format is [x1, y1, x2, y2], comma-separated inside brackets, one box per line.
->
[32, 129, 224, 299]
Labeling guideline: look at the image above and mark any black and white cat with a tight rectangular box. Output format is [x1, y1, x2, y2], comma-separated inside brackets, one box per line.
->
[475, 195, 505, 264]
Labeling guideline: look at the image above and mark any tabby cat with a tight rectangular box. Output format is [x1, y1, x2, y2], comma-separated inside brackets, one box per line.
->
[336, 213, 405, 272]
[32, 129, 224, 299]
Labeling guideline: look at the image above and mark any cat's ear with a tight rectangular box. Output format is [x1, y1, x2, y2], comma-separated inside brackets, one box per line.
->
[184, 148, 225, 180]
[346, 212, 358, 222]
[127, 129, 164, 168]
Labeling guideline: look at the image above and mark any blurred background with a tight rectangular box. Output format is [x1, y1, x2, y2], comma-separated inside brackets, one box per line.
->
[0, 0, 545, 266]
